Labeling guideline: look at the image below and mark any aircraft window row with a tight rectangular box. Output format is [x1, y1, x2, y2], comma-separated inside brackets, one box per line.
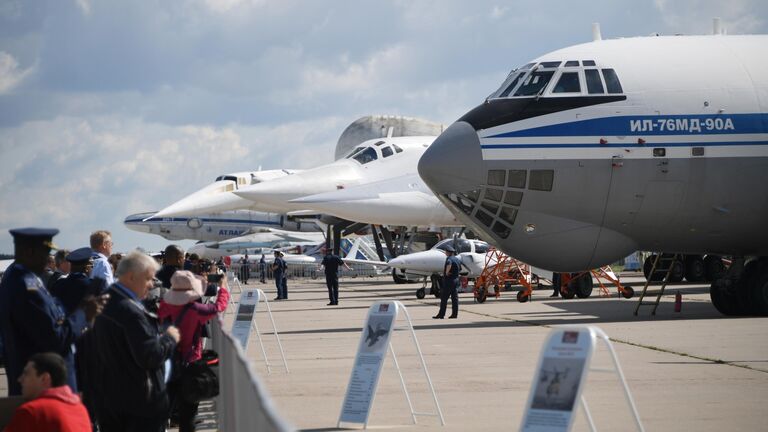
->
[539, 61, 561, 68]
[493, 62, 622, 98]
[381, 146, 394, 158]
[564, 60, 580, 67]
[352, 147, 378, 165]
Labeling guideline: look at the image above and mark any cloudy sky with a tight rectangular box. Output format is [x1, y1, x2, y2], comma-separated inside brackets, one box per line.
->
[0, 0, 766, 254]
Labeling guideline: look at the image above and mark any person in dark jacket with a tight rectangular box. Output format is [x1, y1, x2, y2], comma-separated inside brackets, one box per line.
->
[272, 250, 287, 300]
[91, 251, 180, 432]
[433, 245, 461, 319]
[50, 247, 106, 315]
[0, 228, 103, 396]
[156, 245, 185, 289]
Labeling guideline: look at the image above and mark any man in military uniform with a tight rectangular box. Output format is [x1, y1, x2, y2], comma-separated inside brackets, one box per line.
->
[50, 247, 106, 315]
[272, 250, 287, 300]
[321, 250, 349, 306]
[433, 244, 461, 319]
[0, 228, 104, 395]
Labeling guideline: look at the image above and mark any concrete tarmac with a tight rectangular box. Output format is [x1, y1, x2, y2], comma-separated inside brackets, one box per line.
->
[224, 274, 768, 431]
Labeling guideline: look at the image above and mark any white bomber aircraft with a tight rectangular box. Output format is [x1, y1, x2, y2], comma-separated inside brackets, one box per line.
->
[417, 28, 768, 315]
[124, 209, 320, 242]
[232, 136, 437, 214]
[151, 169, 300, 219]
[289, 172, 460, 228]
[186, 227, 326, 259]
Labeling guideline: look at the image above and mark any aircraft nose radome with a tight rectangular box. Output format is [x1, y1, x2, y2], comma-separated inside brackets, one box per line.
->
[418, 121, 485, 195]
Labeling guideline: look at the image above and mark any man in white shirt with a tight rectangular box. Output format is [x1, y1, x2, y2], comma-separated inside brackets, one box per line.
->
[89, 230, 114, 285]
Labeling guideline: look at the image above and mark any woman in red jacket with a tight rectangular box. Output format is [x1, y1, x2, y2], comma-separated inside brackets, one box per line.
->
[158, 270, 229, 432]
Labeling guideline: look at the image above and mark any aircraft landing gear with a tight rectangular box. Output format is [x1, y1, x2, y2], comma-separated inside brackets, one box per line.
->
[416, 287, 426, 299]
[710, 257, 768, 316]
[516, 290, 530, 303]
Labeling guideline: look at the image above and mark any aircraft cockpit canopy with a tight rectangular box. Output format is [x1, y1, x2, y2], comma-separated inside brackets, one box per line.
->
[213, 174, 248, 191]
[490, 60, 623, 99]
[434, 238, 474, 254]
[344, 140, 402, 165]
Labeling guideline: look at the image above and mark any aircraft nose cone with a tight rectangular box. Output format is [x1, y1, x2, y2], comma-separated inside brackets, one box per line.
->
[418, 121, 485, 195]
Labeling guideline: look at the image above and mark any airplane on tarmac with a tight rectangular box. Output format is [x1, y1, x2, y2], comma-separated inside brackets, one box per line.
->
[232, 135, 437, 214]
[289, 172, 461, 229]
[151, 169, 301, 219]
[124, 210, 320, 242]
[186, 228, 327, 260]
[417, 25, 768, 315]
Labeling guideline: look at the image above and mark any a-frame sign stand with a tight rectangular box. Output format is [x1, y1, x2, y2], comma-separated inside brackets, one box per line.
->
[338, 300, 445, 429]
[520, 325, 643, 432]
[231, 288, 289, 374]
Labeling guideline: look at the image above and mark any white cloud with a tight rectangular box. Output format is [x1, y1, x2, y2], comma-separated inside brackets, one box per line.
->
[0, 52, 33, 94]
[74, 0, 92, 16]
[654, 0, 765, 34]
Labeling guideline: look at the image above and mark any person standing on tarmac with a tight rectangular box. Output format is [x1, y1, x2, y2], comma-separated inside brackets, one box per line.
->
[320, 251, 349, 306]
[550, 272, 562, 297]
[259, 254, 267, 284]
[0, 228, 106, 395]
[272, 250, 287, 300]
[433, 244, 461, 319]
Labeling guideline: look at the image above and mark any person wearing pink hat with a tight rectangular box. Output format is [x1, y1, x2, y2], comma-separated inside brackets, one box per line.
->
[158, 270, 229, 432]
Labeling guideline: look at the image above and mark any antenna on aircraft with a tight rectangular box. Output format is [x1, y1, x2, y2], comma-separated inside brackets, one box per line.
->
[713, 17, 722, 35]
[592, 23, 602, 41]
[386, 127, 394, 138]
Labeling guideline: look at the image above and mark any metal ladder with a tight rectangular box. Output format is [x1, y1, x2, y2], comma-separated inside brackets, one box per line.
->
[634, 253, 680, 315]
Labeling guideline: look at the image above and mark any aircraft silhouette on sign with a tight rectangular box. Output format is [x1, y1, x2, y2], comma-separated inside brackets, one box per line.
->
[365, 323, 389, 347]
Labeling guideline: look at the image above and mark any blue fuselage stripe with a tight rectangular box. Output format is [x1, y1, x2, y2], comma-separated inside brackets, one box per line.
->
[481, 141, 768, 149]
[124, 218, 281, 225]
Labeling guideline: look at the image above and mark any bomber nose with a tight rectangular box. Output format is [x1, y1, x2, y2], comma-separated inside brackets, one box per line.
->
[418, 121, 485, 195]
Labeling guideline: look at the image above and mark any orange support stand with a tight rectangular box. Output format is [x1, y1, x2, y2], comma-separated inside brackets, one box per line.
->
[474, 248, 538, 303]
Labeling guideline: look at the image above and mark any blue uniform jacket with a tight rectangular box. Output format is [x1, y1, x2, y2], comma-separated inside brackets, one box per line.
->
[50, 272, 105, 315]
[0, 263, 88, 395]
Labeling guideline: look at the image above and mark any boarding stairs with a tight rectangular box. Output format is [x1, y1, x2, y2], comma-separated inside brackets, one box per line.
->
[634, 253, 680, 315]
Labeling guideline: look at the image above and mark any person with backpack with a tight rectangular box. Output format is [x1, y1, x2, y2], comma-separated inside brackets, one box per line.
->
[158, 270, 229, 432]
[433, 244, 461, 319]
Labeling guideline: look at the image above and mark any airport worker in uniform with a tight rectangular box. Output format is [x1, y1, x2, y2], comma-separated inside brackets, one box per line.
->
[89, 230, 115, 285]
[0, 228, 104, 395]
[272, 250, 287, 300]
[321, 250, 349, 306]
[50, 247, 107, 315]
[550, 272, 562, 297]
[91, 251, 180, 432]
[433, 244, 461, 319]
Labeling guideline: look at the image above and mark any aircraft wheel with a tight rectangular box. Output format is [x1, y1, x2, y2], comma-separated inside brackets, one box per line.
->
[517, 290, 530, 303]
[643, 255, 662, 281]
[710, 279, 740, 315]
[620, 286, 635, 299]
[684, 256, 706, 282]
[561, 286, 576, 299]
[668, 259, 684, 283]
[704, 255, 726, 282]
[571, 274, 593, 298]
[476, 286, 487, 303]
[416, 288, 426, 299]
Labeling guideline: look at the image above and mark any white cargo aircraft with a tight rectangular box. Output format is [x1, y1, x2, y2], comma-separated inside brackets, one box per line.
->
[124, 210, 320, 242]
[417, 27, 768, 315]
[151, 169, 300, 219]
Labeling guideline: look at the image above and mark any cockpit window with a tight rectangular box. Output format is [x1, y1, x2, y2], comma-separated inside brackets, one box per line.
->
[374, 140, 385, 146]
[498, 71, 526, 98]
[474, 242, 489, 254]
[381, 146, 394, 158]
[352, 147, 378, 165]
[539, 61, 561, 68]
[552, 72, 581, 93]
[392, 144, 403, 153]
[582, 60, 596, 66]
[455, 239, 471, 253]
[564, 60, 579, 67]
[585, 69, 605, 94]
[601, 69, 623, 93]
[514, 70, 555, 96]
[346, 146, 365, 159]
[215, 175, 238, 183]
